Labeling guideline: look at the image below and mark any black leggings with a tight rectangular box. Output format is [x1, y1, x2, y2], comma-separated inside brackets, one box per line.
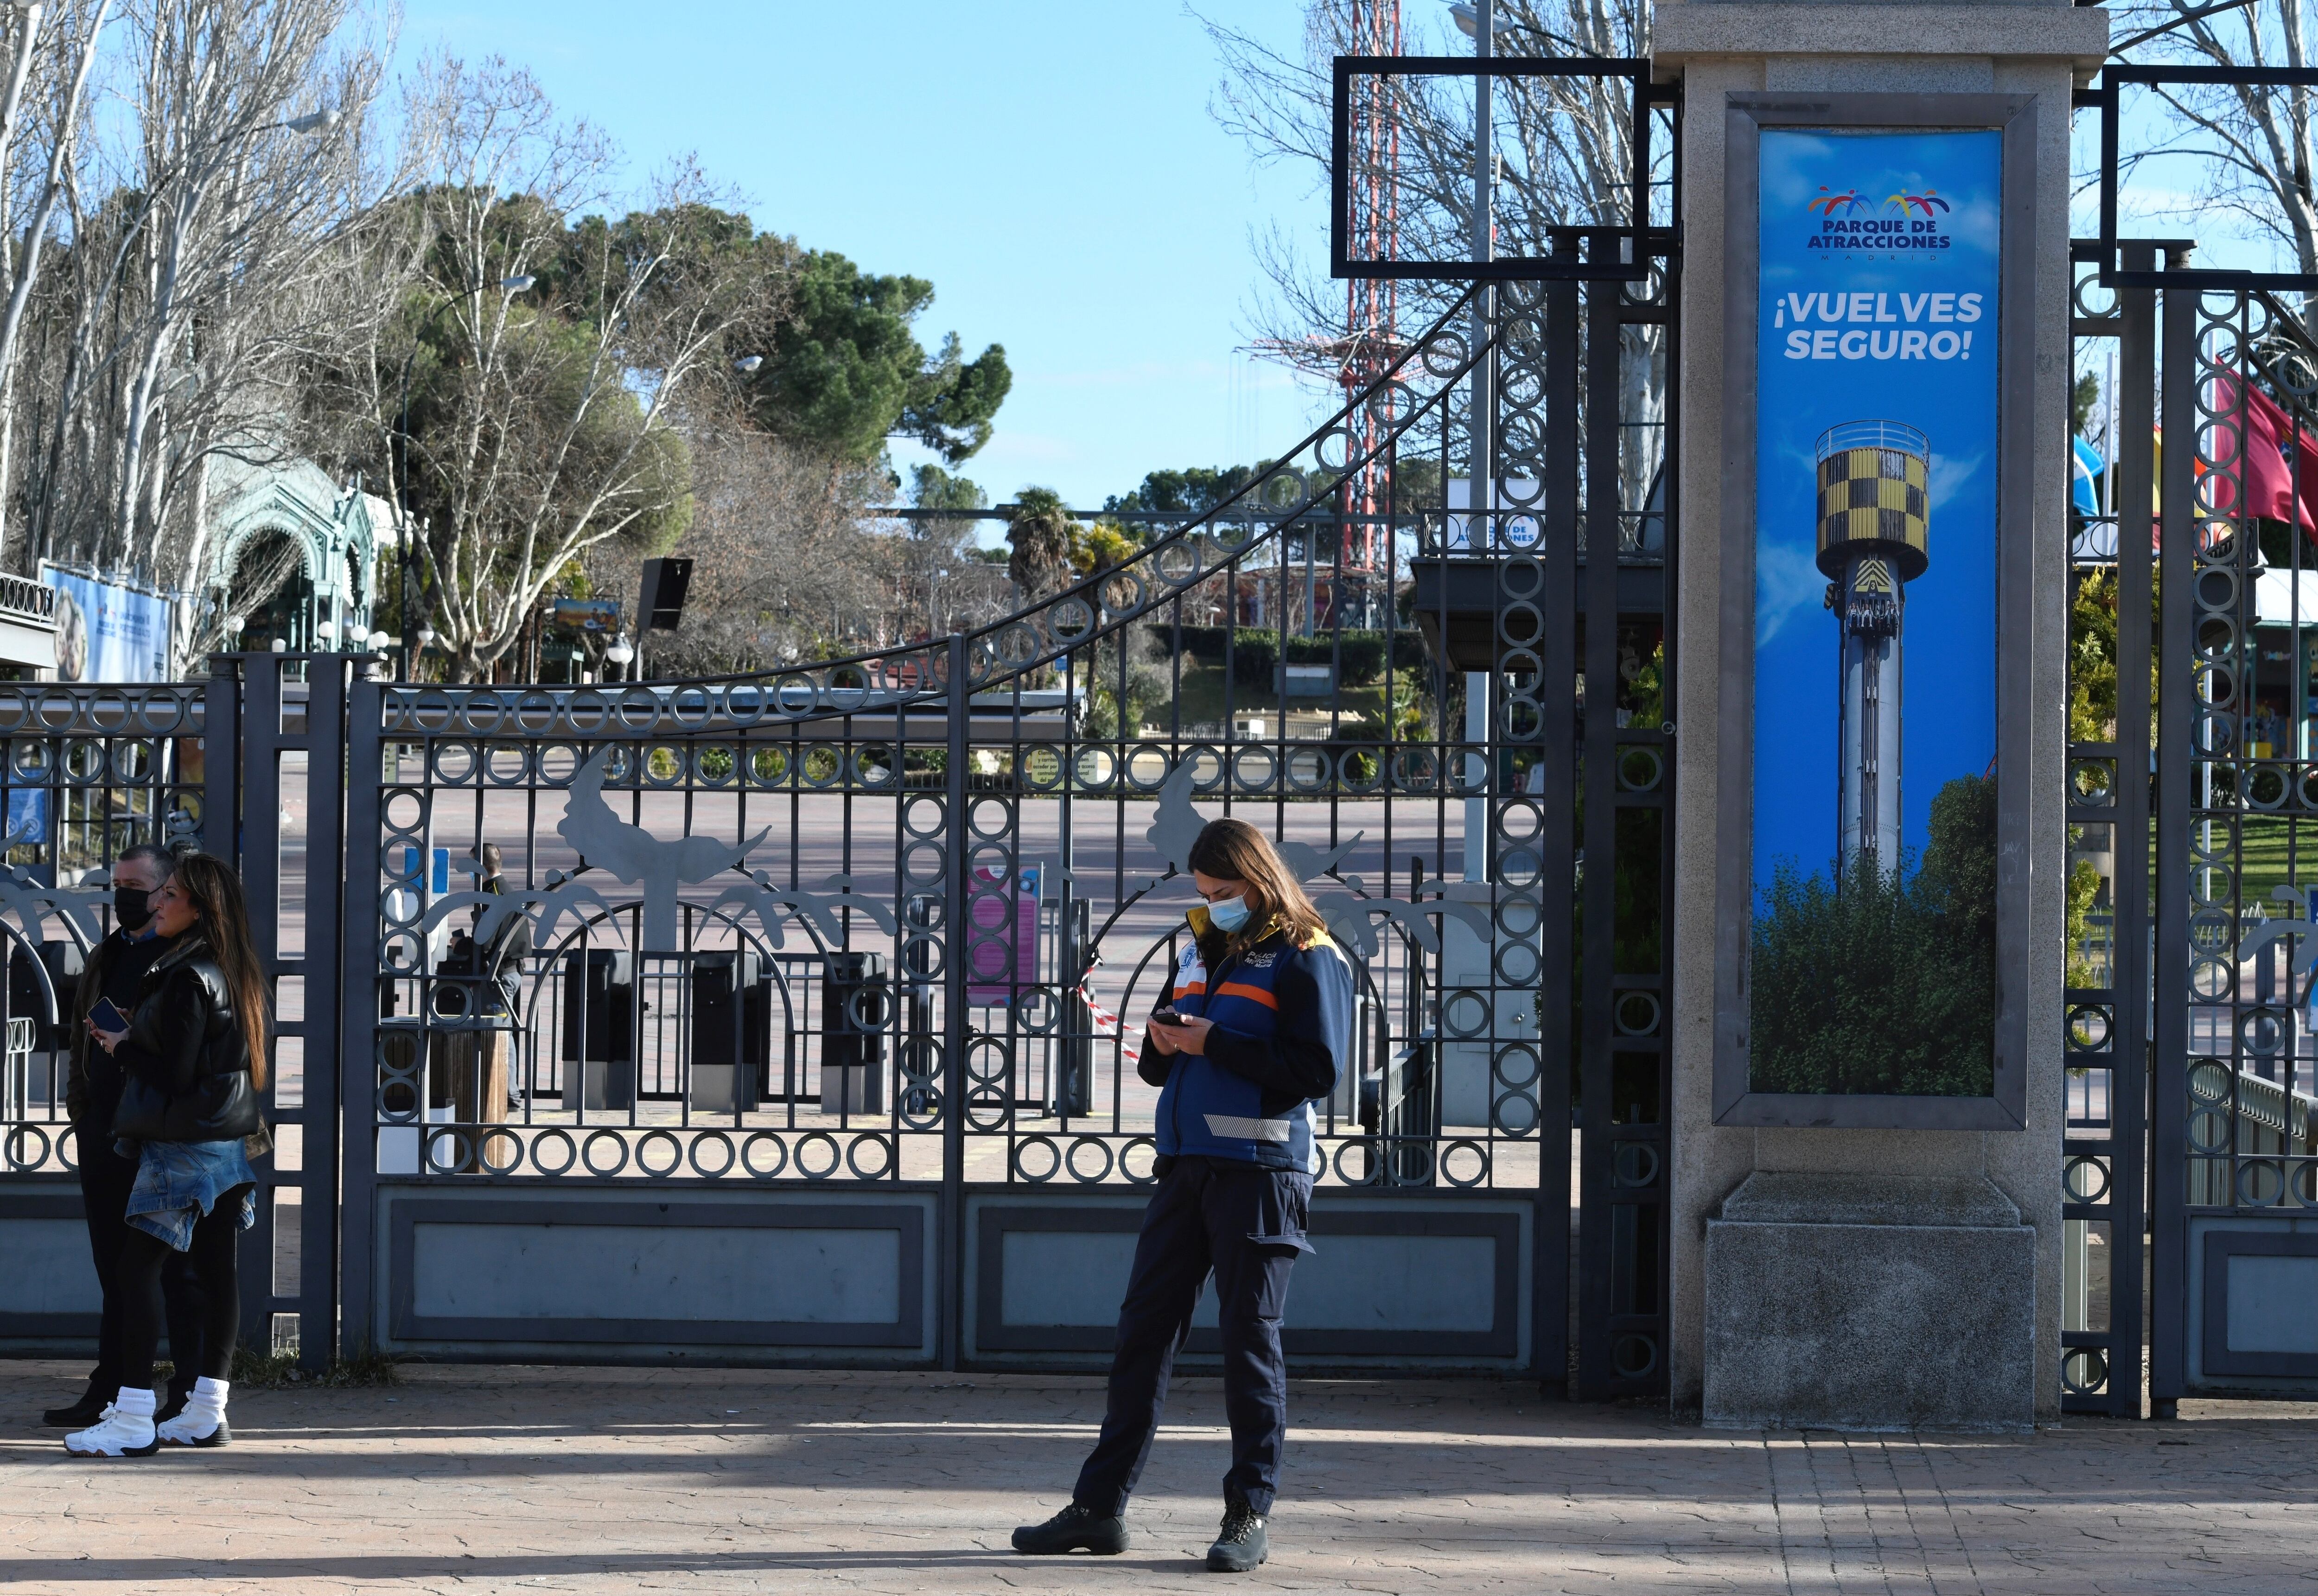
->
[116, 1184, 249, 1388]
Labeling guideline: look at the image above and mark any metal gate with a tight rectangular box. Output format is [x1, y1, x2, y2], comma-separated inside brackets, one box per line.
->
[319, 246, 1675, 1385]
[0, 69, 1679, 1393]
[2067, 235, 2318, 1414]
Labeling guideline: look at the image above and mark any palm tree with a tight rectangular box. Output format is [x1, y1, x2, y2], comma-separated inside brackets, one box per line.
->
[1006, 487, 1078, 608]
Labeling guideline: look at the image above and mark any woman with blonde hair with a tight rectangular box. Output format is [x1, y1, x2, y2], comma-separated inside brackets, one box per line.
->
[1013, 817, 1354, 1572]
[68, 851, 269, 1456]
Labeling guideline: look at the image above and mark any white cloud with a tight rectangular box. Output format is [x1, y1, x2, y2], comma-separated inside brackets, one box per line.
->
[1757, 539, 1826, 647]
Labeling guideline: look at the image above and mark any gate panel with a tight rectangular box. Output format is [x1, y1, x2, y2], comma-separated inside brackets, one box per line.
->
[0, 680, 211, 1354]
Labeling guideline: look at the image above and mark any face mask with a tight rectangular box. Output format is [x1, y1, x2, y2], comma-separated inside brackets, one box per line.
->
[113, 886, 152, 931]
[1204, 894, 1252, 934]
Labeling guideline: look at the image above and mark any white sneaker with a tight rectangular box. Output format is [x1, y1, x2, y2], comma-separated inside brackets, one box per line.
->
[158, 1377, 231, 1447]
[65, 1407, 157, 1456]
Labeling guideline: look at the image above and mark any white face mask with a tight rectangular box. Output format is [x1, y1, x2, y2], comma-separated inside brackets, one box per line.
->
[1204, 894, 1252, 933]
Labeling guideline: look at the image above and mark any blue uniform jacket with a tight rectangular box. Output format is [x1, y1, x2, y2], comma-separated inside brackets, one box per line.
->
[1143, 906, 1354, 1175]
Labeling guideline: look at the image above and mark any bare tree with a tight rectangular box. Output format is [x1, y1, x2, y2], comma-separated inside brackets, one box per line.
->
[633, 423, 899, 675]
[395, 55, 780, 681]
[5, 0, 416, 677]
[2108, 1, 2318, 281]
[1204, 1, 1666, 515]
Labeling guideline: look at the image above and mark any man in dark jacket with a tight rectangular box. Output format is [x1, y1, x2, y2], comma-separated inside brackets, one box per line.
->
[43, 844, 206, 1428]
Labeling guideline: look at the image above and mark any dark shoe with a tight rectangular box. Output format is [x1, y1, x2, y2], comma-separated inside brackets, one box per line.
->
[43, 1392, 109, 1428]
[1207, 1500, 1268, 1572]
[1011, 1501, 1129, 1555]
[156, 1389, 190, 1426]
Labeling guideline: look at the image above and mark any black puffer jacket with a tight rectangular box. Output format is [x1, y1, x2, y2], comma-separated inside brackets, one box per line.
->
[109, 935, 262, 1143]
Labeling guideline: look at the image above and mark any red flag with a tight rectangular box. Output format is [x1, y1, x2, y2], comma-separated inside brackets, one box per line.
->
[2202, 372, 2318, 533]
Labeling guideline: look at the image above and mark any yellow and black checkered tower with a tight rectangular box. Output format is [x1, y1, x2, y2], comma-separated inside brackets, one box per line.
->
[1815, 421, 1930, 872]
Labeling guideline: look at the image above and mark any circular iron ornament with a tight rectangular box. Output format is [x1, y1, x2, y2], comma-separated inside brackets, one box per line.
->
[1611, 1335, 1659, 1381]
[1016, 987, 1063, 1035]
[478, 1129, 525, 1176]
[670, 685, 717, 726]
[847, 1133, 896, 1180]
[1494, 939, 1542, 987]
[1014, 1136, 1062, 1183]
[1259, 468, 1307, 509]
[900, 933, 947, 982]
[1183, 745, 1227, 792]
[457, 694, 507, 736]
[1047, 598, 1096, 644]
[852, 744, 900, 790]
[538, 744, 580, 785]
[2069, 759, 2114, 806]
[1442, 989, 1491, 1038]
[1339, 745, 1386, 795]
[743, 1132, 790, 1179]
[1502, 699, 1545, 744]
[1493, 1043, 1542, 1089]
[1231, 747, 1279, 793]
[2193, 565, 2239, 613]
[582, 1131, 631, 1177]
[904, 795, 947, 838]
[1314, 427, 1357, 471]
[1497, 846, 1544, 889]
[529, 1128, 578, 1176]
[1420, 330, 1470, 377]
[2245, 763, 2290, 810]
[382, 788, 426, 831]
[1440, 1139, 1490, 1188]
[1075, 746, 1118, 790]
[1019, 745, 1066, 792]
[1332, 1137, 1386, 1187]
[2065, 1004, 2112, 1054]
[2061, 1348, 2109, 1396]
[2189, 863, 2234, 908]
[2187, 1058, 2232, 1104]
[1285, 748, 1332, 794]
[57, 1124, 79, 1172]
[1492, 1090, 1541, 1137]
[2239, 1158, 2286, 1206]
[2194, 613, 2237, 662]
[62, 738, 104, 784]
[2188, 1108, 2231, 1155]
[1494, 801, 1545, 845]
[2191, 957, 2234, 1001]
[2063, 1155, 2110, 1204]
[795, 1131, 843, 1180]
[1392, 748, 1440, 794]
[1153, 540, 1204, 586]
[1614, 991, 1662, 1037]
[2294, 1162, 2318, 1208]
[966, 1083, 1012, 1133]
[637, 1130, 684, 1177]
[486, 744, 532, 786]
[2238, 1007, 2289, 1057]
[1617, 747, 1665, 793]
[1120, 1136, 1160, 1185]
[1496, 602, 1545, 648]
[563, 690, 612, 735]
[847, 985, 897, 1035]
[1066, 1137, 1115, 1183]
[5, 1124, 50, 1171]
[1127, 745, 1175, 792]
[640, 745, 685, 788]
[724, 683, 768, 725]
[1614, 1142, 1661, 1189]
[425, 1128, 474, 1175]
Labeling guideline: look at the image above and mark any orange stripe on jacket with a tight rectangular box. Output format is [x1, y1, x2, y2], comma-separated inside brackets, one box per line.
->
[1172, 979, 1207, 1000]
[1212, 981, 1279, 1010]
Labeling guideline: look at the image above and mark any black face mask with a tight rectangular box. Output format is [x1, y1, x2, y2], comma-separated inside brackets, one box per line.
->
[113, 886, 152, 931]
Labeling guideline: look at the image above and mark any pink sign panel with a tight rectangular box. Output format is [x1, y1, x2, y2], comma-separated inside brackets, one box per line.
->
[966, 864, 1041, 1004]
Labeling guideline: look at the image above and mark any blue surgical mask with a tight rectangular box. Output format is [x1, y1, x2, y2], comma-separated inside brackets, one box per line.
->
[1204, 894, 1252, 933]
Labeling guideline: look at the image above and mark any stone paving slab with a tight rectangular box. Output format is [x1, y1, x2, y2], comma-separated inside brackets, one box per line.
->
[1, 1360, 2313, 1595]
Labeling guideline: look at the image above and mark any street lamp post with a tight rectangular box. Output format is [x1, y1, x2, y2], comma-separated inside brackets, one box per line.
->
[394, 273, 536, 681]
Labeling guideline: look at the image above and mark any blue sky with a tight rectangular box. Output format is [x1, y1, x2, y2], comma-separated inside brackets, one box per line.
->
[391, 1, 1333, 534]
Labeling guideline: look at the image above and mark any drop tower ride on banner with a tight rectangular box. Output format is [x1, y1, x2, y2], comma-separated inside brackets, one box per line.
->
[1816, 420, 1930, 870]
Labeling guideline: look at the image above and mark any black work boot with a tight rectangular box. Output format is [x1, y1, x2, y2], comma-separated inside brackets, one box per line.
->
[42, 1386, 110, 1428]
[1207, 1497, 1268, 1572]
[1011, 1501, 1129, 1555]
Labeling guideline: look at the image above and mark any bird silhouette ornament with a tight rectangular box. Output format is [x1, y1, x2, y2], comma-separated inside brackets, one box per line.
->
[1138, 761, 1487, 960]
[555, 747, 768, 951]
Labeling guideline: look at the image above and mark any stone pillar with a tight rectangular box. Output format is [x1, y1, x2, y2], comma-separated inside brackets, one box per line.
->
[1656, 0, 2108, 1426]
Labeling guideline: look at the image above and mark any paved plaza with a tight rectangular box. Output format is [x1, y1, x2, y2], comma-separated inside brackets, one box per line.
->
[1, 1360, 2312, 1595]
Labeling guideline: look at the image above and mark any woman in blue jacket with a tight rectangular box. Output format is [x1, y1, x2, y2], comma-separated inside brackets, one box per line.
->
[1013, 818, 1354, 1573]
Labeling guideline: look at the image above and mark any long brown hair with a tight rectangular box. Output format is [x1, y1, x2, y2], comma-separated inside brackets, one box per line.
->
[1186, 818, 1327, 958]
[170, 852, 272, 1091]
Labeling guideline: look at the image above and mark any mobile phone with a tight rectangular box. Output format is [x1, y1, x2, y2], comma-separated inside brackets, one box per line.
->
[89, 997, 129, 1033]
[1152, 1008, 1182, 1025]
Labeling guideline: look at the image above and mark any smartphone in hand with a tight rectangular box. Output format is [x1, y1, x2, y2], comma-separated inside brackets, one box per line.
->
[88, 997, 129, 1034]
[1151, 1008, 1182, 1026]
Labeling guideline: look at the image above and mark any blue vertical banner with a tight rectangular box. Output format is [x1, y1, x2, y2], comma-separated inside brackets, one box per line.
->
[1749, 128, 2003, 1097]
